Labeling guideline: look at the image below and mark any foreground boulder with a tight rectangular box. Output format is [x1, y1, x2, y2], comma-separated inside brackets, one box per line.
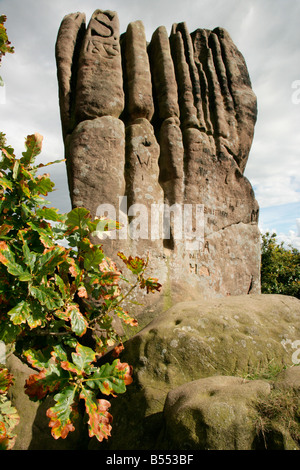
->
[90, 294, 300, 450]
[161, 376, 271, 450]
[161, 369, 300, 450]
[7, 294, 300, 450]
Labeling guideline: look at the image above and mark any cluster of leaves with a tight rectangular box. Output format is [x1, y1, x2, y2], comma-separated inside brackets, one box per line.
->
[261, 232, 300, 299]
[0, 15, 14, 86]
[0, 133, 161, 445]
[0, 367, 19, 449]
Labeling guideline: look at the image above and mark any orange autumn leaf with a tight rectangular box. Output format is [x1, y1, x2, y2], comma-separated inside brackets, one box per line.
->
[115, 360, 133, 386]
[46, 408, 75, 440]
[112, 343, 124, 358]
[80, 388, 112, 442]
[77, 286, 88, 298]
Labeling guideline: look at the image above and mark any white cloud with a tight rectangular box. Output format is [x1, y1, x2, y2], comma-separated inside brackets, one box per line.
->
[0, 0, 299, 242]
[253, 174, 300, 208]
[259, 223, 300, 250]
[277, 230, 300, 251]
[259, 208, 300, 250]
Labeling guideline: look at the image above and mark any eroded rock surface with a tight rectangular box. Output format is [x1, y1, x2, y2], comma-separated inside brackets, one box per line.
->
[56, 10, 259, 308]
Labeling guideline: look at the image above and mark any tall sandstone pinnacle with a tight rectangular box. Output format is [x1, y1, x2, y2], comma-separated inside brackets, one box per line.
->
[56, 10, 260, 314]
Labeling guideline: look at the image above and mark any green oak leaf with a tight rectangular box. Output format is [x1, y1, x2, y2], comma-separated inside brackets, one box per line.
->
[86, 360, 129, 396]
[69, 306, 88, 337]
[29, 285, 64, 310]
[7, 300, 31, 325]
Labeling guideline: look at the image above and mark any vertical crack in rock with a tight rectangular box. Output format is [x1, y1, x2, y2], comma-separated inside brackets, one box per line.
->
[56, 11, 261, 303]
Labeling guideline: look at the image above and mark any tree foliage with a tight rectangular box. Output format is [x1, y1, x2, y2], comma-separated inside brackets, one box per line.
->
[0, 15, 14, 86]
[0, 133, 161, 447]
[0, 367, 19, 449]
[261, 232, 300, 299]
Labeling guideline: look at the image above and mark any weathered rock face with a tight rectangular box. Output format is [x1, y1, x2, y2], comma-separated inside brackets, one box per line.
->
[56, 10, 260, 307]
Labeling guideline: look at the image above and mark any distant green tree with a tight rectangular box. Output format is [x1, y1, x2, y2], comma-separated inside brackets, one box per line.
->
[261, 232, 300, 299]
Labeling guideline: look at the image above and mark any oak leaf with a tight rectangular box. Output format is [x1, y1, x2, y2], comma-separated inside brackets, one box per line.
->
[80, 388, 112, 442]
[46, 386, 78, 439]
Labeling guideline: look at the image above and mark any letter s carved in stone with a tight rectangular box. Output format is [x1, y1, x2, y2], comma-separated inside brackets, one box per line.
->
[86, 11, 119, 58]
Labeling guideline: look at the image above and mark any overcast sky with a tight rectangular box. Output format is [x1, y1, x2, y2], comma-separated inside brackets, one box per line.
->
[0, 0, 299, 248]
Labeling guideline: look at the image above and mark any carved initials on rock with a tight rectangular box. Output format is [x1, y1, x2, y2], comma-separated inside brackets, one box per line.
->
[92, 15, 114, 37]
[136, 153, 153, 169]
[85, 39, 119, 57]
[86, 12, 119, 58]
[189, 262, 210, 277]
